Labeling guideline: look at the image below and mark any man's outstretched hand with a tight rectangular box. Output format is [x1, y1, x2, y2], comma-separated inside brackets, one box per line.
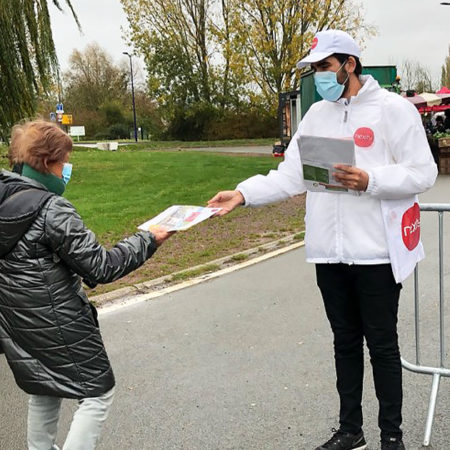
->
[207, 190, 245, 216]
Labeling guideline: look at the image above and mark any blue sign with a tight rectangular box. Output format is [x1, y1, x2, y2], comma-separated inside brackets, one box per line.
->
[56, 103, 64, 113]
[50, 112, 56, 122]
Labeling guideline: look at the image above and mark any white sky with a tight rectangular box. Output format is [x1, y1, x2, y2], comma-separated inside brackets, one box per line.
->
[50, 0, 450, 85]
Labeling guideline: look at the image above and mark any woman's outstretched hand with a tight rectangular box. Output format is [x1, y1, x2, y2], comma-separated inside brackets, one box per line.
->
[149, 226, 175, 247]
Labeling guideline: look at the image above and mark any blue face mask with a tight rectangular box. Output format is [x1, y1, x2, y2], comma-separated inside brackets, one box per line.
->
[314, 61, 349, 102]
[61, 163, 73, 185]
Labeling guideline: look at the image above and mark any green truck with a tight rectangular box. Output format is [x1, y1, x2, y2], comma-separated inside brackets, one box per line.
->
[273, 65, 399, 156]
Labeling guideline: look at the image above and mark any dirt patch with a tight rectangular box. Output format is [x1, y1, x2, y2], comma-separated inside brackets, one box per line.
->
[86, 194, 306, 297]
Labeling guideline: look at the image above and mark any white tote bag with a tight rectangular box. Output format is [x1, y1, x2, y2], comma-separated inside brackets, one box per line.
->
[381, 195, 424, 283]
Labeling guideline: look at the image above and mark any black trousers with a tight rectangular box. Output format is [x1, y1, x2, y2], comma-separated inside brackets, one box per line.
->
[315, 263, 403, 439]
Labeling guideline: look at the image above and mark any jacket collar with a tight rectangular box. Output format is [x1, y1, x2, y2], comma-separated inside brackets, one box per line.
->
[338, 75, 381, 106]
[22, 164, 65, 195]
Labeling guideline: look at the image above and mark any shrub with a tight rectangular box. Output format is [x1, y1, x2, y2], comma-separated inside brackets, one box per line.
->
[166, 103, 219, 141]
[204, 110, 277, 140]
[107, 123, 130, 139]
[165, 103, 277, 141]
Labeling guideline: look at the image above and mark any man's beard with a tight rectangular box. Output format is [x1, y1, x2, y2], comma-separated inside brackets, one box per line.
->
[339, 69, 351, 98]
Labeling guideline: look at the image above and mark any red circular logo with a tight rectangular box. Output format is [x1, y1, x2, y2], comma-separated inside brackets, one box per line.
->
[311, 37, 318, 50]
[353, 127, 374, 148]
[401, 203, 420, 251]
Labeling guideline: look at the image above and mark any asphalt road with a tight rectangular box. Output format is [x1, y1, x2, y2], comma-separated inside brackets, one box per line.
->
[1, 176, 449, 450]
[179, 146, 273, 155]
[74, 143, 274, 155]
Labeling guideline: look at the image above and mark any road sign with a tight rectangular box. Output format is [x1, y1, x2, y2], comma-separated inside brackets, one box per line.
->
[62, 114, 73, 125]
[50, 112, 56, 122]
[56, 112, 63, 123]
[56, 102, 64, 113]
[69, 126, 85, 137]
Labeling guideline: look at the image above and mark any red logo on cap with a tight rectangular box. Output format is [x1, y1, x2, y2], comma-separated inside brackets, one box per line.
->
[401, 203, 420, 251]
[353, 127, 374, 148]
[311, 37, 318, 50]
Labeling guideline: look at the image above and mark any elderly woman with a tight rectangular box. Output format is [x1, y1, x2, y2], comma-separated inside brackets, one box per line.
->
[0, 120, 172, 450]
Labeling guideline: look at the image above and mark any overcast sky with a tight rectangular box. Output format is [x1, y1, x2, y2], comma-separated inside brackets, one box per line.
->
[50, 0, 449, 85]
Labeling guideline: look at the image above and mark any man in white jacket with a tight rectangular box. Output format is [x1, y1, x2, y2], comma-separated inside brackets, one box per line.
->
[208, 30, 437, 450]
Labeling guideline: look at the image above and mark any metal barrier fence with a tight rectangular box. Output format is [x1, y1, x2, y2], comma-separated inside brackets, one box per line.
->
[401, 203, 450, 447]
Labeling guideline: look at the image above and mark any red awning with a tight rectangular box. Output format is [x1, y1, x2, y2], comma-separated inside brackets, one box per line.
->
[403, 92, 450, 112]
[437, 87, 450, 94]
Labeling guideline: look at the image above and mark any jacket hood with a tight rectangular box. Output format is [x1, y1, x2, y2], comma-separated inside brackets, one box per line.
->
[353, 75, 381, 102]
[334, 75, 380, 106]
[0, 170, 53, 257]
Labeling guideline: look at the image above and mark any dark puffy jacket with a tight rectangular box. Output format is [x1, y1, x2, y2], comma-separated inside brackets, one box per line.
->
[0, 171, 157, 398]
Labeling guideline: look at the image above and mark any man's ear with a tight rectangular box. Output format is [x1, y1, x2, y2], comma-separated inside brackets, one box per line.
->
[346, 56, 357, 74]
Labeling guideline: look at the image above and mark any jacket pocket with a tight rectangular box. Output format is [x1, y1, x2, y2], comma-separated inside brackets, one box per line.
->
[76, 292, 99, 328]
[89, 302, 99, 328]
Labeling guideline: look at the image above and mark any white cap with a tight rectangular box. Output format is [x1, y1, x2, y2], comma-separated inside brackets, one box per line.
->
[296, 30, 361, 69]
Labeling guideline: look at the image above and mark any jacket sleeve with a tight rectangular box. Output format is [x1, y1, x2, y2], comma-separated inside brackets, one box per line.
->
[236, 127, 307, 207]
[365, 94, 438, 199]
[43, 196, 158, 286]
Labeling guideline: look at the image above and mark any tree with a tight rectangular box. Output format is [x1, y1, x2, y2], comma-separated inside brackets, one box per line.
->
[62, 44, 129, 137]
[0, 0, 79, 139]
[121, 0, 220, 113]
[441, 46, 450, 89]
[400, 59, 437, 93]
[121, 0, 374, 116]
[63, 43, 128, 112]
[61, 43, 164, 139]
[230, 0, 375, 108]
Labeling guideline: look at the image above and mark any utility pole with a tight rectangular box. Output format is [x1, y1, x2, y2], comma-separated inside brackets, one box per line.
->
[123, 52, 138, 142]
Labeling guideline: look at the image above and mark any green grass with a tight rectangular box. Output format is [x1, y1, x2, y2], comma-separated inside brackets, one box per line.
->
[0, 144, 8, 167]
[64, 149, 280, 244]
[230, 253, 249, 262]
[170, 264, 221, 282]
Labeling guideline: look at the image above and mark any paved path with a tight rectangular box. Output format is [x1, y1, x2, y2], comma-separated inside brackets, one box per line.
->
[1, 176, 449, 449]
[179, 146, 273, 155]
[74, 143, 274, 155]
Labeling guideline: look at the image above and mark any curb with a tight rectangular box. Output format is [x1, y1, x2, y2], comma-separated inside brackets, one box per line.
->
[92, 232, 305, 309]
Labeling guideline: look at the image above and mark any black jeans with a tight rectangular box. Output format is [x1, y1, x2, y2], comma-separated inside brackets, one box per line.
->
[315, 263, 403, 439]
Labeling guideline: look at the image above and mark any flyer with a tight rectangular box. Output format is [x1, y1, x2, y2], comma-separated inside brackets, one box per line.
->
[138, 205, 221, 231]
[297, 135, 355, 193]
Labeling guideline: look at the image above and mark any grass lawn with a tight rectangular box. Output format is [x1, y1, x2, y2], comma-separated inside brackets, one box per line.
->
[66, 148, 284, 242]
[0, 145, 305, 296]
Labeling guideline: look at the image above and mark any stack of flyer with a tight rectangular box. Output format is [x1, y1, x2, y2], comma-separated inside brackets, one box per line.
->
[297, 135, 355, 193]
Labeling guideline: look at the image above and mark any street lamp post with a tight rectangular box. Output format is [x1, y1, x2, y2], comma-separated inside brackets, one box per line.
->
[123, 52, 138, 142]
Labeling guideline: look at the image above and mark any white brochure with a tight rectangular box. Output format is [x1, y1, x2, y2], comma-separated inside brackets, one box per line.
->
[297, 135, 355, 193]
[138, 205, 221, 231]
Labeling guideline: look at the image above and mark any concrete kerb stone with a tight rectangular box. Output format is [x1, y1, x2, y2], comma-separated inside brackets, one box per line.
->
[90, 231, 305, 308]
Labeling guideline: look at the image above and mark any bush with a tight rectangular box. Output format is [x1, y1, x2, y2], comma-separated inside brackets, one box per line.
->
[204, 110, 277, 140]
[107, 123, 130, 139]
[166, 103, 219, 141]
[93, 131, 109, 140]
[101, 102, 126, 126]
[165, 103, 277, 141]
